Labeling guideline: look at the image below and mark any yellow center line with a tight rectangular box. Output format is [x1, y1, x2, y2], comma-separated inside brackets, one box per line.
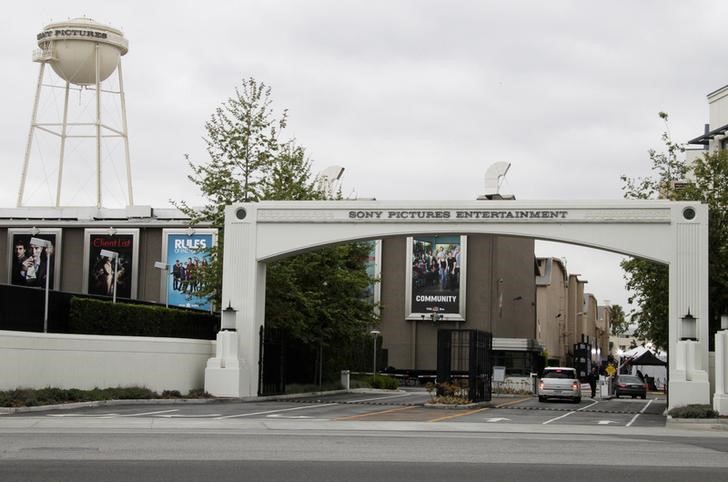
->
[494, 396, 531, 408]
[335, 405, 417, 421]
[429, 407, 489, 422]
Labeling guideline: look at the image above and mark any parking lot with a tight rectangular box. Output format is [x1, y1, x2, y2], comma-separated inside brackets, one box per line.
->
[5, 388, 668, 428]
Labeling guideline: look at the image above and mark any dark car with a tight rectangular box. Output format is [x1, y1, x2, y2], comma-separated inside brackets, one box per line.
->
[615, 375, 647, 399]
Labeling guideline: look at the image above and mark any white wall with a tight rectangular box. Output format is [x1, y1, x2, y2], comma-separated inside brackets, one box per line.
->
[0, 331, 214, 393]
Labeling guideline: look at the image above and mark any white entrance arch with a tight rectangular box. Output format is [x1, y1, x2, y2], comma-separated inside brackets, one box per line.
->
[204, 200, 709, 410]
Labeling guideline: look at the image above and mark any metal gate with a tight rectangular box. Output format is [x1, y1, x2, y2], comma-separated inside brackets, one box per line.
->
[437, 329, 492, 402]
[258, 325, 285, 396]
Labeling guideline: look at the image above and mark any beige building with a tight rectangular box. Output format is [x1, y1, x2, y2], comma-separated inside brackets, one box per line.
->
[688, 83, 728, 155]
[380, 235, 540, 377]
[536, 257, 612, 367]
[0, 206, 212, 315]
[536, 257, 568, 365]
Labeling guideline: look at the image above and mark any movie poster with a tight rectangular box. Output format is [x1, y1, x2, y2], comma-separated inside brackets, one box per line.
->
[84, 229, 138, 299]
[406, 235, 466, 321]
[7, 229, 62, 290]
[162, 230, 216, 311]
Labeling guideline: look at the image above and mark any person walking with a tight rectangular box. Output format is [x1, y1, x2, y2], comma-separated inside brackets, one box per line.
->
[588, 367, 598, 398]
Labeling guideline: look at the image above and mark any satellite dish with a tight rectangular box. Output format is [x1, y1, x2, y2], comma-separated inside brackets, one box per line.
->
[477, 162, 514, 200]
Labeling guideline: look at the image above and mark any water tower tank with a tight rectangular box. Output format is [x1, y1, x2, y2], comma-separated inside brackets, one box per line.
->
[35, 17, 128, 85]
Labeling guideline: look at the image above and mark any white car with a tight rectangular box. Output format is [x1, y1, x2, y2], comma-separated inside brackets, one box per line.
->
[538, 367, 581, 403]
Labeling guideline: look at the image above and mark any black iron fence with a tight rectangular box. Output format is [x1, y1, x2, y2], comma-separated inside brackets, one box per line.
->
[437, 328, 493, 402]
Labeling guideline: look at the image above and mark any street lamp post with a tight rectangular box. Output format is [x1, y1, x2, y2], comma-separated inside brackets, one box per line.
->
[370, 329, 380, 377]
[30, 237, 52, 333]
[154, 261, 169, 308]
[100, 249, 119, 303]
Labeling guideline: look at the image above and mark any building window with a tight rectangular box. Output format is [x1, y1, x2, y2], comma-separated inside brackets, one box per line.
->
[492, 350, 537, 376]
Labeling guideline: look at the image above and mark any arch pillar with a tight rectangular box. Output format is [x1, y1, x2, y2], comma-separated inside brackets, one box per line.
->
[668, 205, 710, 407]
[204, 205, 266, 397]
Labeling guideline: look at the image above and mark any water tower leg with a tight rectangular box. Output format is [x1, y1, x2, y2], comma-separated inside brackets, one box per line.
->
[95, 44, 102, 208]
[17, 63, 46, 207]
[55, 81, 71, 207]
[117, 61, 134, 206]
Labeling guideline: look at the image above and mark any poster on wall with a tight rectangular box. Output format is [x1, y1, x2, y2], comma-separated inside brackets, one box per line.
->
[7, 228, 62, 290]
[161, 229, 217, 311]
[83, 229, 139, 299]
[406, 235, 466, 321]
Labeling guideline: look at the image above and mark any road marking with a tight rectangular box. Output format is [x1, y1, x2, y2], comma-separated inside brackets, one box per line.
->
[335, 405, 416, 421]
[626, 398, 655, 427]
[625, 413, 640, 427]
[48, 413, 120, 418]
[215, 403, 338, 420]
[429, 407, 488, 423]
[266, 414, 313, 419]
[350, 393, 417, 403]
[495, 397, 531, 408]
[542, 411, 576, 425]
[577, 400, 600, 411]
[485, 417, 511, 422]
[639, 398, 655, 413]
[155, 413, 221, 418]
[598, 420, 617, 425]
[119, 409, 178, 417]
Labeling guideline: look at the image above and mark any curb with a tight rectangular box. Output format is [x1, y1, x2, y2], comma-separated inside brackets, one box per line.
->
[665, 416, 728, 431]
[0, 388, 404, 415]
[0, 397, 230, 415]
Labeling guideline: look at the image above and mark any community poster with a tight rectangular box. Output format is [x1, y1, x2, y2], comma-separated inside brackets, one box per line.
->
[406, 235, 466, 321]
[162, 229, 216, 311]
[83, 229, 139, 299]
[7, 228, 62, 290]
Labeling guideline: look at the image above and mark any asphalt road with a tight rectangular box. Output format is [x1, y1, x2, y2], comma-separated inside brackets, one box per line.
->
[3, 388, 670, 428]
[2, 389, 727, 481]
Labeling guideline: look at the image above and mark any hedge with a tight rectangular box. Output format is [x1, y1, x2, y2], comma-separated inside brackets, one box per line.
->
[68, 297, 218, 339]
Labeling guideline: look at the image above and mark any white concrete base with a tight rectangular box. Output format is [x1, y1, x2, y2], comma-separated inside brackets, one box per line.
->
[714, 393, 728, 415]
[669, 380, 710, 409]
[204, 366, 242, 397]
[203, 330, 247, 397]
[0, 330, 213, 393]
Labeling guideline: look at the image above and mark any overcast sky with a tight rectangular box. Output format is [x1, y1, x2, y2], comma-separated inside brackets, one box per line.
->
[1, 1, 727, 314]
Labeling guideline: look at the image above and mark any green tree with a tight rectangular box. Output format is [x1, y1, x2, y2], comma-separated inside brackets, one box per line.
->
[608, 304, 628, 336]
[176, 78, 379, 382]
[621, 112, 728, 350]
[174, 78, 288, 305]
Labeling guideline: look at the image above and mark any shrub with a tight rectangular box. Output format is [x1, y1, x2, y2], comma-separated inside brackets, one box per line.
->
[68, 297, 218, 339]
[0, 386, 208, 407]
[426, 379, 472, 405]
[668, 404, 718, 419]
[369, 375, 400, 390]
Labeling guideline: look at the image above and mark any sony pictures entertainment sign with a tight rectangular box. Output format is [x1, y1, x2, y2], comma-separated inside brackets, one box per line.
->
[348, 209, 569, 220]
[254, 206, 670, 224]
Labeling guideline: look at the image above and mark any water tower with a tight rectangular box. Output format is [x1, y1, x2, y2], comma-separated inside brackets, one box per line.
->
[17, 17, 134, 208]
